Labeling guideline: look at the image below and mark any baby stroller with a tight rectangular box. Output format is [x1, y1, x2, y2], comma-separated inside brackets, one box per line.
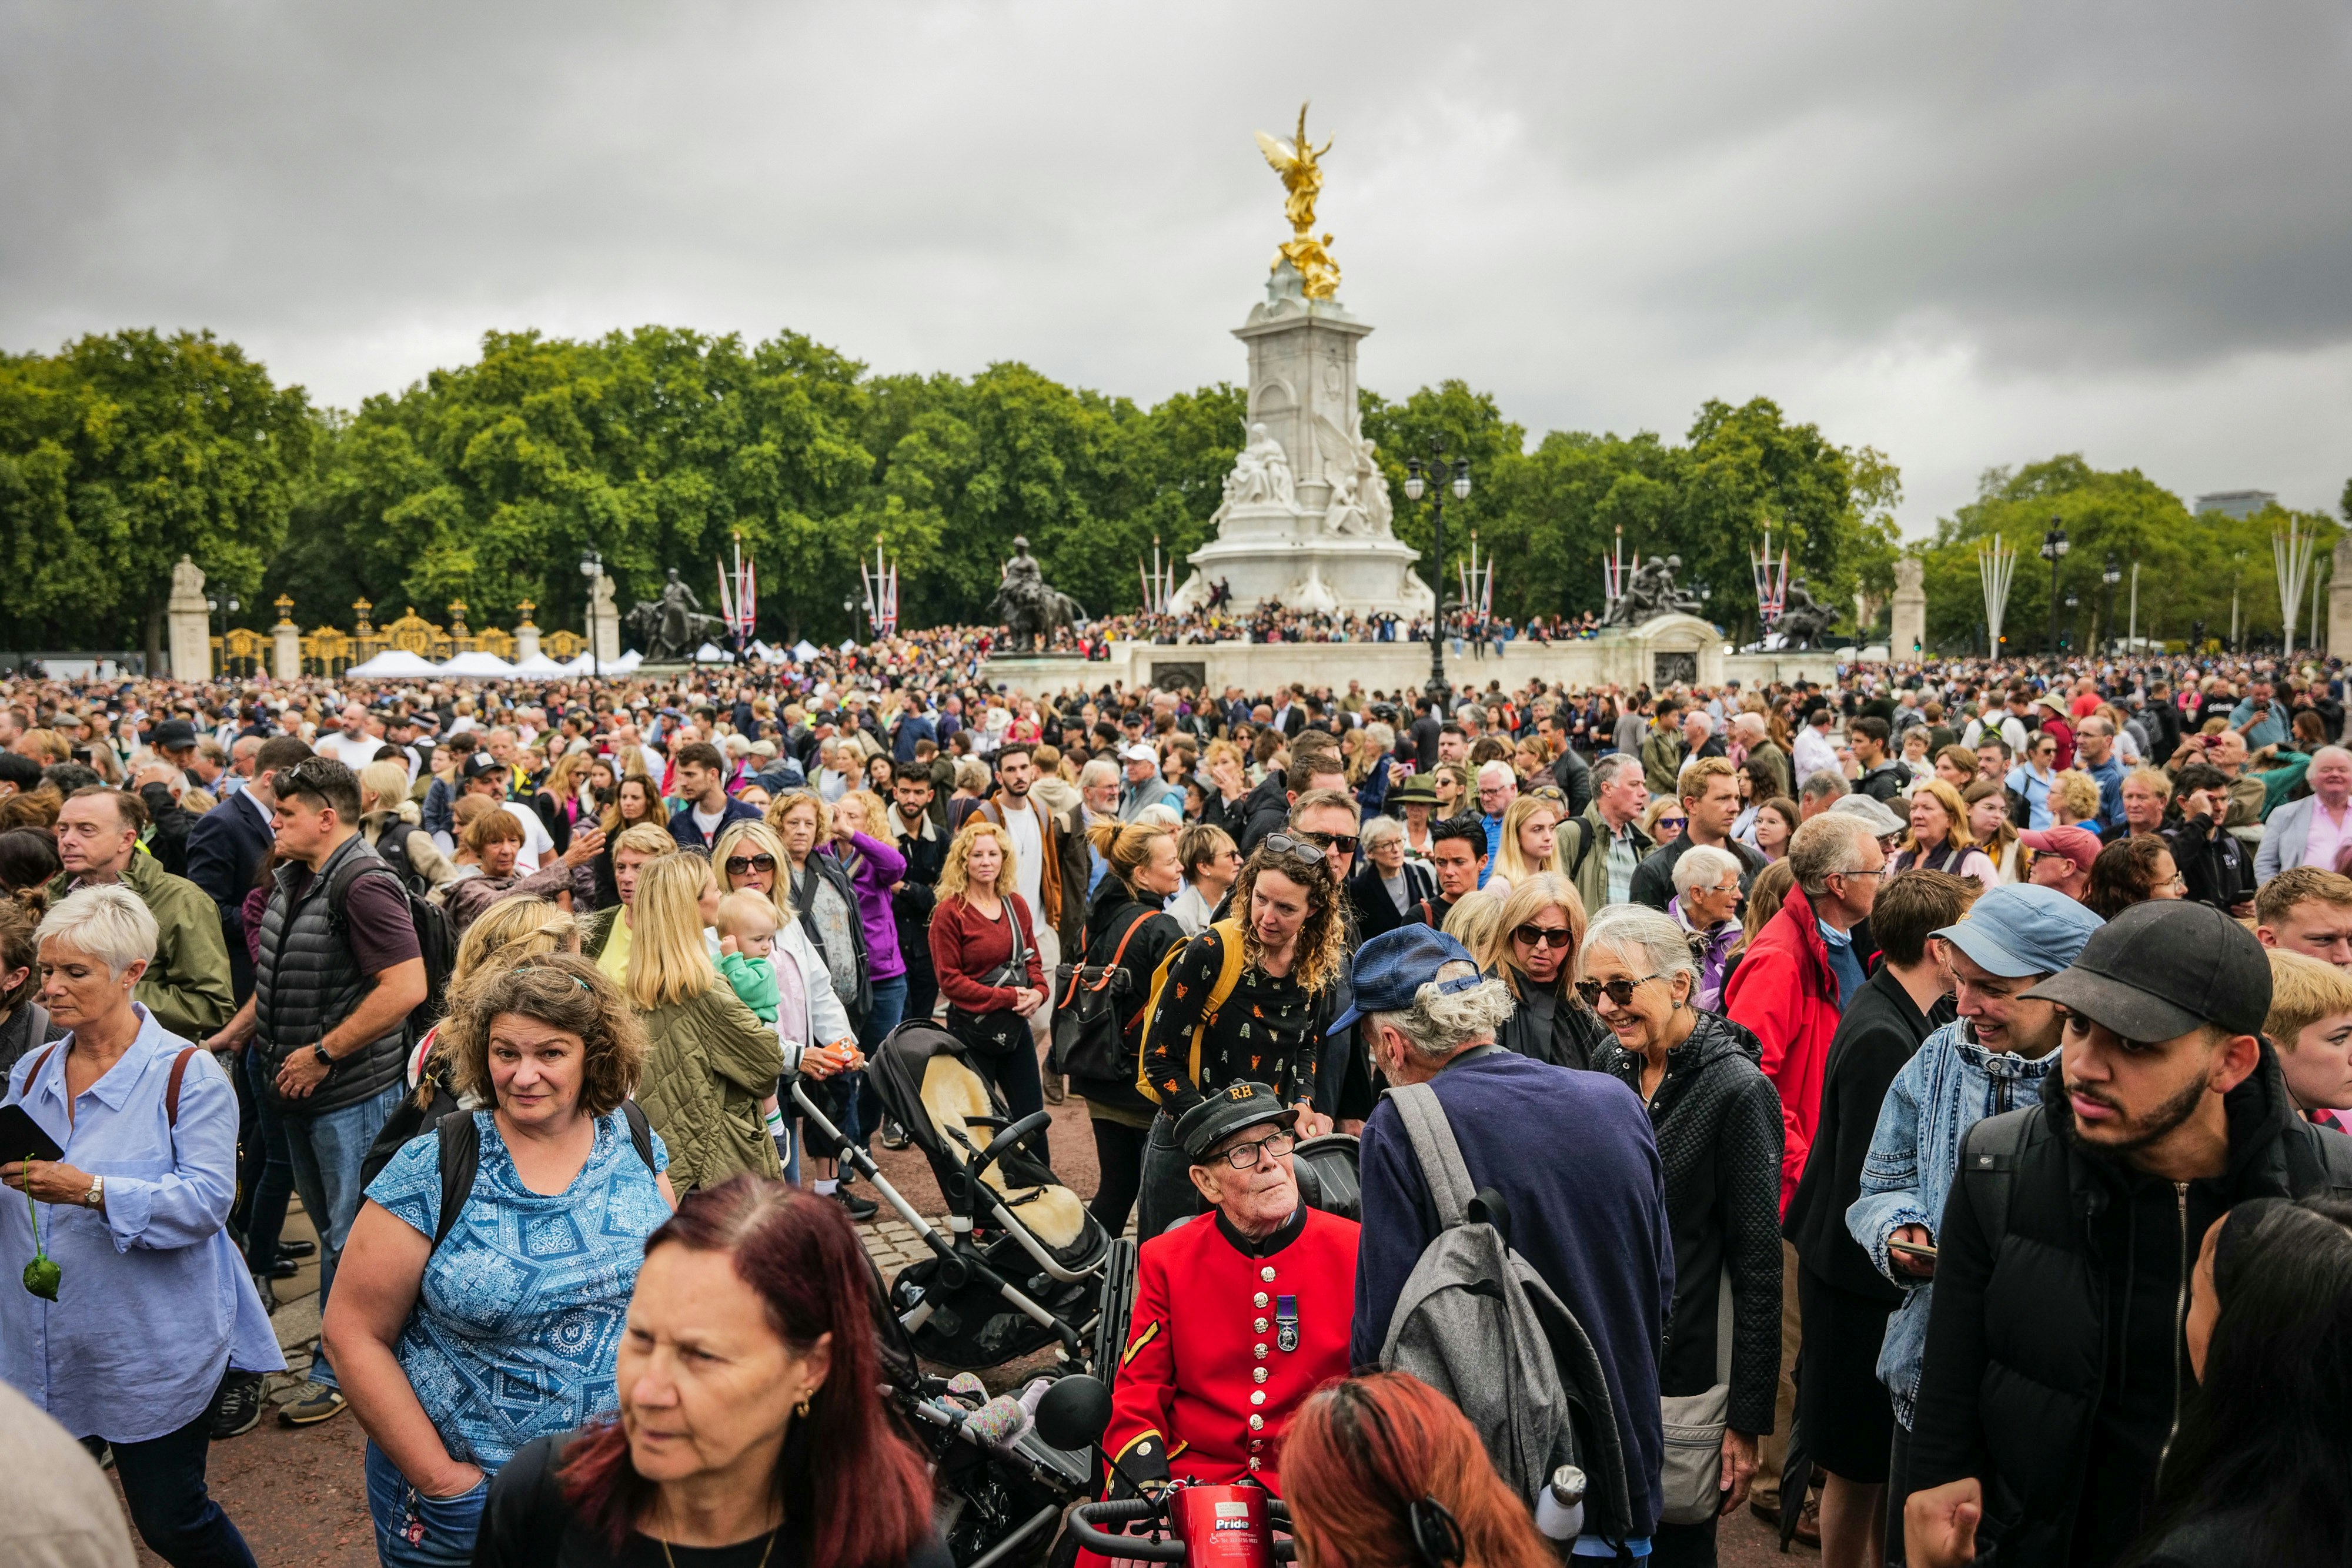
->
[794, 1020, 1112, 1373]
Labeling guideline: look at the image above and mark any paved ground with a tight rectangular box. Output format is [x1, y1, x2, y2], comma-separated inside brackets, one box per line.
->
[146, 1086, 1812, 1566]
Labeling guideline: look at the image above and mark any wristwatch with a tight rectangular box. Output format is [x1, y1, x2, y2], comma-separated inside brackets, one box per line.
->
[82, 1175, 103, 1209]
[312, 1044, 335, 1070]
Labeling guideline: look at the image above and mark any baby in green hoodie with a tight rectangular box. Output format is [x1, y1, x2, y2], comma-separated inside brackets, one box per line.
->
[716, 890, 790, 1164]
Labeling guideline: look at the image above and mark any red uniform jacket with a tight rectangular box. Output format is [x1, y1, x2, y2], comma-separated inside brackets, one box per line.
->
[1723, 882, 1844, 1213]
[1106, 1206, 1359, 1495]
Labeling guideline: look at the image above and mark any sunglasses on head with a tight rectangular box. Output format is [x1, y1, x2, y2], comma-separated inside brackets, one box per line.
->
[1260, 833, 1329, 865]
[1576, 972, 1665, 1008]
[724, 852, 777, 876]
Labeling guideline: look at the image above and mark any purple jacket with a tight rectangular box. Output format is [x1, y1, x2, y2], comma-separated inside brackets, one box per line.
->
[825, 833, 908, 981]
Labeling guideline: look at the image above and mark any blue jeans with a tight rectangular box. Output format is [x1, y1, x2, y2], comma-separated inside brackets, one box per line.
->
[852, 974, 910, 1146]
[282, 1079, 407, 1391]
[365, 1440, 487, 1568]
[113, 1376, 258, 1568]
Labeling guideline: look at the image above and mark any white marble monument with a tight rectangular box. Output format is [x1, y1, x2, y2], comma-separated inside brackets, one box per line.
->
[1890, 557, 1927, 661]
[167, 556, 212, 681]
[1168, 268, 1434, 617]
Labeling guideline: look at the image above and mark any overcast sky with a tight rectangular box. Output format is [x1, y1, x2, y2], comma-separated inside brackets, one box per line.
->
[6, 2, 2350, 536]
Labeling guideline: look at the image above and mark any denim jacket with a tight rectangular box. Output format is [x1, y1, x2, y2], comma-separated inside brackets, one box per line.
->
[1845, 1019, 2064, 1427]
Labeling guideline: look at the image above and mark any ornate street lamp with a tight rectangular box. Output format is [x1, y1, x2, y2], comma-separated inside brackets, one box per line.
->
[1404, 438, 1472, 704]
[2039, 520, 2069, 657]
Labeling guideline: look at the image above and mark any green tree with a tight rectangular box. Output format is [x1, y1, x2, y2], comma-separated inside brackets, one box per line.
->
[0, 330, 311, 665]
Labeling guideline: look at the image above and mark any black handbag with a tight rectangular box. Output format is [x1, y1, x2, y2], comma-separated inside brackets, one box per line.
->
[1051, 911, 1152, 1080]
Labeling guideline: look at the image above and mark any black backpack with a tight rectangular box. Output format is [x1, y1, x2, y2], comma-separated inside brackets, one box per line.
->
[326, 847, 456, 1039]
[358, 1045, 460, 1191]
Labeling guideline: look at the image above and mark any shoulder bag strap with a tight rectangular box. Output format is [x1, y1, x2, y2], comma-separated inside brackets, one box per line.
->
[1714, 1268, 1735, 1388]
[30, 1041, 62, 1085]
[1385, 1081, 1475, 1230]
[1074, 910, 1157, 1008]
[165, 1046, 200, 1126]
[1962, 1106, 2034, 1262]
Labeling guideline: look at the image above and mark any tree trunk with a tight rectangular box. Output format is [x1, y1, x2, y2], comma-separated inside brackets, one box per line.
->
[144, 601, 165, 678]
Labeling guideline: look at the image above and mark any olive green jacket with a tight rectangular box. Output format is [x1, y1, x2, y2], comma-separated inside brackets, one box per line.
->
[635, 983, 783, 1193]
[45, 850, 235, 1040]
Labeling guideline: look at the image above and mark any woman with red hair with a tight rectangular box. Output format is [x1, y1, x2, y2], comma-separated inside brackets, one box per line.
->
[470, 1176, 948, 1568]
[1284, 1372, 1557, 1568]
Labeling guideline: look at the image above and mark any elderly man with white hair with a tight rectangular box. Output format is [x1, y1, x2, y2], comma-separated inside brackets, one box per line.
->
[2256, 745, 2352, 881]
[1348, 924, 1673, 1554]
[1, 885, 283, 1565]
[1475, 758, 1517, 884]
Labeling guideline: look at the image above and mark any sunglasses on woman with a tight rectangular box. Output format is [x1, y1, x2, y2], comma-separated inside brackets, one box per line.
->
[724, 852, 778, 877]
[1512, 924, 1575, 950]
[1575, 972, 1665, 1008]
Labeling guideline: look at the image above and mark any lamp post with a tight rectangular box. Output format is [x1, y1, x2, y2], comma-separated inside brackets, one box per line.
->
[844, 593, 861, 646]
[2101, 551, 2122, 655]
[1404, 437, 1472, 704]
[2231, 549, 2248, 653]
[2063, 592, 2079, 653]
[205, 592, 240, 677]
[2039, 520, 2069, 658]
[579, 549, 602, 679]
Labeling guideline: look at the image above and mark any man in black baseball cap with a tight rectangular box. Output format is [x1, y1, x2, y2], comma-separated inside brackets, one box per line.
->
[1903, 899, 2352, 1568]
[1094, 1082, 1359, 1499]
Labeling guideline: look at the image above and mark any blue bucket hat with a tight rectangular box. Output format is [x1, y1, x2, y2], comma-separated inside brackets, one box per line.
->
[1933, 883, 2103, 978]
[1332, 925, 1485, 1035]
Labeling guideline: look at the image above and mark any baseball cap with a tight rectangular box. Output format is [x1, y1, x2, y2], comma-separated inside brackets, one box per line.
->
[1172, 1081, 1299, 1162]
[461, 753, 506, 783]
[2022, 900, 2270, 1041]
[1830, 793, 1906, 838]
[1118, 742, 1157, 763]
[151, 718, 198, 750]
[2019, 825, 2102, 871]
[1332, 925, 1485, 1035]
[1933, 883, 2103, 979]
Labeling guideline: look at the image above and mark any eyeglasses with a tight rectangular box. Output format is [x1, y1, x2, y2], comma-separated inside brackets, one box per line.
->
[724, 852, 778, 877]
[1259, 834, 1329, 865]
[1830, 865, 1893, 881]
[1208, 1129, 1296, 1170]
[1576, 974, 1666, 1009]
[1294, 830, 1359, 854]
[1512, 924, 1575, 950]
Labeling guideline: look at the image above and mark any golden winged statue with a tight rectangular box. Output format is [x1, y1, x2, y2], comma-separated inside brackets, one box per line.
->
[1255, 103, 1341, 300]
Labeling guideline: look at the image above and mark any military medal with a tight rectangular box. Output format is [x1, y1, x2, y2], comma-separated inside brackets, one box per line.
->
[1276, 1294, 1299, 1353]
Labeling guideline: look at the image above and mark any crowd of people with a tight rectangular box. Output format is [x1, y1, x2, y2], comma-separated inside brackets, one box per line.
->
[4, 641, 2352, 1568]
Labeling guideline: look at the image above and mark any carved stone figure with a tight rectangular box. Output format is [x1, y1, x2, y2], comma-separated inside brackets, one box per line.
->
[1894, 557, 1924, 593]
[991, 536, 1086, 653]
[1222, 422, 1296, 511]
[172, 555, 206, 603]
[1770, 577, 1841, 650]
[1356, 437, 1394, 537]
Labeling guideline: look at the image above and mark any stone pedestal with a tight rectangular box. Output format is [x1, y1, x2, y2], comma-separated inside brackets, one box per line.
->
[589, 576, 622, 664]
[516, 623, 541, 663]
[273, 618, 301, 681]
[167, 556, 212, 682]
[2327, 538, 2352, 661]
[1169, 268, 1433, 617]
[1890, 558, 1927, 662]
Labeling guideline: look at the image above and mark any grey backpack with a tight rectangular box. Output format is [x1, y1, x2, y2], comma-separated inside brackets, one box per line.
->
[1377, 1082, 1637, 1537]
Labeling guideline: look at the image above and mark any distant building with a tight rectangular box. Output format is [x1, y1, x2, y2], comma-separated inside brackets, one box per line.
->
[2196, 490, 2277, 520]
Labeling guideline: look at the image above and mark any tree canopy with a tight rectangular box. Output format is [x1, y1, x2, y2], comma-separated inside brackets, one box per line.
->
[1916, 456, 2340, 656]
[31, 320, 2317, 663]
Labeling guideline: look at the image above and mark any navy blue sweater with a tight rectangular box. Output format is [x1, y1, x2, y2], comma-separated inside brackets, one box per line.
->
[1352, 1047, 1673, 1537]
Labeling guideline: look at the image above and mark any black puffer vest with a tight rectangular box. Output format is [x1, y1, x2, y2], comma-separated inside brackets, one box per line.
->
[255, 833, 407, 1115]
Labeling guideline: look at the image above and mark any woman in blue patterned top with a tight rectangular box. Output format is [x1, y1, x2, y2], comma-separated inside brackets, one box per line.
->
[326, 954, 676, 1567]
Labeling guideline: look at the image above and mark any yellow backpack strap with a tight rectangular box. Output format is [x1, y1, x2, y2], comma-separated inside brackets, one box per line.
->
[1133, 933, 1194, 1102]
[1190, 918, 1250, 1091]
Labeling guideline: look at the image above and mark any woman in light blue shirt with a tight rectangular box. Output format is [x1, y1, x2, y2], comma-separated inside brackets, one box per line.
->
[325, 952, 675, 1567]
[2, 885, 283, 1568]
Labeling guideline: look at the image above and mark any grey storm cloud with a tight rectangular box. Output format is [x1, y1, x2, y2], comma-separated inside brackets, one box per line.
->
[5, 1, 2350, 530]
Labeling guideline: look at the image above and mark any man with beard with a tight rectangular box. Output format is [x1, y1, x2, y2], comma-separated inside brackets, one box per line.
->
[1901, 901, 2352, 1568]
